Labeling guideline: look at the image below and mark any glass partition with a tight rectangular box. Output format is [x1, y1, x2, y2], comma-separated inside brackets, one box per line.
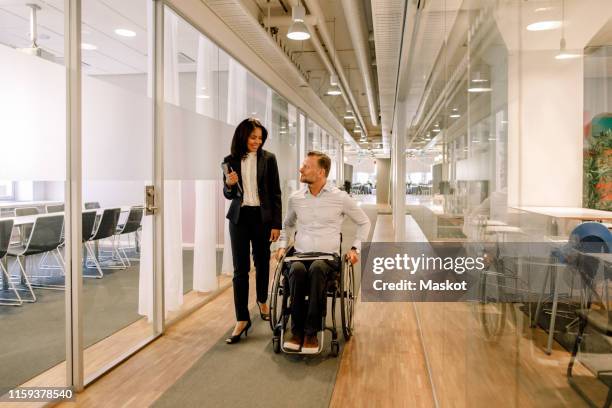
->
[407, 0, 612, 406]
[0, 1, 67, 395]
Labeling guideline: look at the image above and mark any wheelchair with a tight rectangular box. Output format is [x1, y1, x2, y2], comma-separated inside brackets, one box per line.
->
[269, 241, 355, 356]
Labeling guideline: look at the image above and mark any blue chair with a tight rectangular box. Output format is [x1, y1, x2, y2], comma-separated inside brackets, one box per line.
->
[532, 222, 612, 354]
[565, 223, 612, 408]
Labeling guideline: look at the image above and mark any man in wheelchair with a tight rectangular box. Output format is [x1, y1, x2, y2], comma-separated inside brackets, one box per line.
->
[276, 151, 370, 353]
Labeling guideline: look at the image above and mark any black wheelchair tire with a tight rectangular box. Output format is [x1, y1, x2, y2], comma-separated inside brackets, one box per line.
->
[269, 248, 289, 332]
[340, 260, 355, 341]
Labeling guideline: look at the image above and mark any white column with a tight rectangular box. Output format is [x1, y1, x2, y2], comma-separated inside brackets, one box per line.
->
[392, 99, 406, 241]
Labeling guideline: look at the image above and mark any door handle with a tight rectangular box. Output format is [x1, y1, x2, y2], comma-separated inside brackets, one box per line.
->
[145, 185, 157, 215]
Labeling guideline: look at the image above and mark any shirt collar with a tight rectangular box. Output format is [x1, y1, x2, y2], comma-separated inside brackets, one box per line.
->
[305, 182, 332, 197]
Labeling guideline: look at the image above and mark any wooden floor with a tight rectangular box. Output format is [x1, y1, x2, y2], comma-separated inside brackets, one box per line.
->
[2, 210, 606, 407]
[330, 214, 435, 408]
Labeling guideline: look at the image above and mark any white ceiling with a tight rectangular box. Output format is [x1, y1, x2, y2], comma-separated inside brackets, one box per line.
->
[0, 0, 215, 75]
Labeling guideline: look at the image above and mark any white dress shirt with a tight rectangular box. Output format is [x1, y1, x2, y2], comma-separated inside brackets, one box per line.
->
[241, 152, 260, 206]
[278, 183, 371, 254]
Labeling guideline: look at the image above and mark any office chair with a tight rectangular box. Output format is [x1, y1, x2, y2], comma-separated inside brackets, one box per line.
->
[0, 219, 22, 306]
[84, 208, 121, 278]
[46, 204, 64, 213]
[7, 214, 65, 298]
[115, 206, 144, 267]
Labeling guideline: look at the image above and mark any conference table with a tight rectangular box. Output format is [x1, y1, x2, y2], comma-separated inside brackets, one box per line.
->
[511, 206, 612, 223]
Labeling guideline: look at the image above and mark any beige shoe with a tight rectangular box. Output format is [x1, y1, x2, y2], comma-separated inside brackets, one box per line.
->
[302, 335, 319, 354]
[283, 334, 302, 351]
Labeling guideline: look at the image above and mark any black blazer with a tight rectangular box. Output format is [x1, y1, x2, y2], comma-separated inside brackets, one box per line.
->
[222, 150, 282, 229]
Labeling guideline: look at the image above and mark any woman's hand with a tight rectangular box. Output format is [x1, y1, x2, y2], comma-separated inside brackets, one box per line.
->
[269, 229, 280, 242]
[225, 171, 238, 186]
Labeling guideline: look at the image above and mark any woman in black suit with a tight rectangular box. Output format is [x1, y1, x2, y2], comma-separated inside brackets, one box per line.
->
[223, 118, 282, 344]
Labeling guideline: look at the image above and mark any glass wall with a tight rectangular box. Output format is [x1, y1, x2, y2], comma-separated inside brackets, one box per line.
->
[0, 0, 67, 394]
[0, 0, 338, 397]
[403, 0, 612, 406]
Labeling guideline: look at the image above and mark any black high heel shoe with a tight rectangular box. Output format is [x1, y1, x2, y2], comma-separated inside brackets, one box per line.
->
[257, 301, 270, 321]
[225, 320, 251, 344]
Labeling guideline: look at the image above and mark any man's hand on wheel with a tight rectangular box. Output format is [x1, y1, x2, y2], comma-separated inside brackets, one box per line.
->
[275, 247, 286, 261]
[347, 249, 359, 265]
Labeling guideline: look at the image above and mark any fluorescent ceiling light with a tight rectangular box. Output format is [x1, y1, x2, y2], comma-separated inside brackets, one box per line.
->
[344, 110, 355, 120]
[115, 28, 136, 37]
[535, 7, 553, 12]
[468, 87, 492, 93]
[81, 43, 97, 50]
[196, 94, 210, 99]
[287, 5, 310, 41]
[526, 21, 561, 31]
[432, 128, 440, 133]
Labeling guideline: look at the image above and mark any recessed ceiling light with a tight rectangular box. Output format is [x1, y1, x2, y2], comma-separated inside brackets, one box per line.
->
[115, 28, 136, 37]
[526, 21, 561, 31]
[81, 43, 97, 50]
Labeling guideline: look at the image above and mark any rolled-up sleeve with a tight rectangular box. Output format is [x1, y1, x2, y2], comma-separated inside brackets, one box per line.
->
[342, 193, 371, 251]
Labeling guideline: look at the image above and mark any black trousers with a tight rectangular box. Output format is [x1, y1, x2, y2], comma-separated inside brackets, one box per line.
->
[288, 257, 340, 336]
[229, 206, 271, 321]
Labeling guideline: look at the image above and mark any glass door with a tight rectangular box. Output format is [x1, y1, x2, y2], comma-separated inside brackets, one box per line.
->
[80, 0, 157, 382]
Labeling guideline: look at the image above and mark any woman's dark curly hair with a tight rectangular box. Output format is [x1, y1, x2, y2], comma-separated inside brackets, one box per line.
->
[230, 118, 268, 159]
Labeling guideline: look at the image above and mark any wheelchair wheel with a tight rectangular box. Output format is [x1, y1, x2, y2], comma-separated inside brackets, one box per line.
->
[340, 259, 355, 341]
[269, 254, 285, 332]
[477, 258, 516, 341]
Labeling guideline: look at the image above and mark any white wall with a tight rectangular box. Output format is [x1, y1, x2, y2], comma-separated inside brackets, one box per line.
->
[0, 44, 66, 182]
[507, 51, 583, 207]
